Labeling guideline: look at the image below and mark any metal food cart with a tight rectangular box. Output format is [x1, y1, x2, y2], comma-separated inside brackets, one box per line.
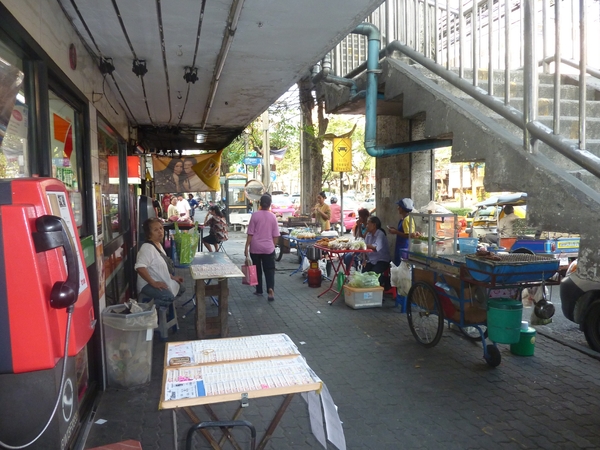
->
[405, 212, 559, 367]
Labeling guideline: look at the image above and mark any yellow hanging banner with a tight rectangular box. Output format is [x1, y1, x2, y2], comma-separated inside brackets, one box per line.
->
[332, 137, 352, 172]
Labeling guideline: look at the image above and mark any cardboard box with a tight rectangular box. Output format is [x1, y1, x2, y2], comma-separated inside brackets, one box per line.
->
[343, 285, 384, 309]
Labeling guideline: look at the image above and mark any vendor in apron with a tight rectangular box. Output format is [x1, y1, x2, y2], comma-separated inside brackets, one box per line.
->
[387, 198, 418, 265]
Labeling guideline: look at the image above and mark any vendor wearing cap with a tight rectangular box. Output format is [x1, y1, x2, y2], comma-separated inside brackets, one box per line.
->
[387, 198, 418, 265]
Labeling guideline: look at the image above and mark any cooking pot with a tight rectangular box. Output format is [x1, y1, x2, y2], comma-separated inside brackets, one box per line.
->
[306, 246, 322, 261]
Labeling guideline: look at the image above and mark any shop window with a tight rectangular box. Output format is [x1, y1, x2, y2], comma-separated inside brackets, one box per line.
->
[0, 42, 27, 178]
[49, 90, 84, 231]
[98, 118, 126, 243]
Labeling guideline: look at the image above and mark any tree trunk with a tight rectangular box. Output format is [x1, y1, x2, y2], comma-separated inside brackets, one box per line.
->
[298, 75, 328, 213]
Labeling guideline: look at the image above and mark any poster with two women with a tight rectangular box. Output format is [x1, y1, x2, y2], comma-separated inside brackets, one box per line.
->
[153, 150, 222, 193]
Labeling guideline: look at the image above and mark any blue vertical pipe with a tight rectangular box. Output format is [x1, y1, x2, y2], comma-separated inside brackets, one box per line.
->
[352, 23, 380, 150]
[352, 24, 452, 157]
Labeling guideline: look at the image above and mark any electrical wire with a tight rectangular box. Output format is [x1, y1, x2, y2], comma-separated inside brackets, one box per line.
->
[110, 0, 154, 124]
[102, 75, 120, 117]
[155, 0, 173, 124]
[0, 307, 75, 449]
[57, 0, 137, 124]
[177, 0, 208, 127]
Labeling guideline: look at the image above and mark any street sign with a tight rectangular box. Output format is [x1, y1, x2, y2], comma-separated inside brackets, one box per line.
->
[243, 157, 262, 166]
[270, 171, 277, 182]
[332, 137, 352, 172]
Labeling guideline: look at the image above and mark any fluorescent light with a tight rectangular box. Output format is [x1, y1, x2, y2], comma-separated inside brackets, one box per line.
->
[195, 132, 206, 143]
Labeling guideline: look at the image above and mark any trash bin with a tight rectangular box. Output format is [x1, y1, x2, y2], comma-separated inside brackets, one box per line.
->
[102, 302, 158, 388]
[487, 299, 523, 344]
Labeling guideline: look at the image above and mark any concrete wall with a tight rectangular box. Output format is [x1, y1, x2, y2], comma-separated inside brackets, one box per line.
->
[3, 0, 128, 137]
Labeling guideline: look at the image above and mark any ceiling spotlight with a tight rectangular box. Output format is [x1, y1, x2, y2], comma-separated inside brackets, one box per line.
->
[99, 57, 115, 75]
[184, 66, 198, 84]
[176, 45, 183, 57]
[132, 59, 148, 77]
[195, 132, 206, 143]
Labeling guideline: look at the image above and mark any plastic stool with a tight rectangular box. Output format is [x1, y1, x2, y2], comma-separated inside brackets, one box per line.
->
[157, 304, 179, 341]
[142, 298, 179, 340]
[395, 294, 407, 313]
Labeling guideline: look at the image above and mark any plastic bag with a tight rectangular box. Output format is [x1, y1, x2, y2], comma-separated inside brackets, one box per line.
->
[242, 257, 258, 286]
[348, 271, 380, 288]
[301, 256, 310, 272]
[391, 261, 412, 296]
[318, 258, 327, 277]
[173, 223, 199, 265]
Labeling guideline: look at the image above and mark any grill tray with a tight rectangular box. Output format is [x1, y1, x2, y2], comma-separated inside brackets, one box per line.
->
[465, 253, 559, 284]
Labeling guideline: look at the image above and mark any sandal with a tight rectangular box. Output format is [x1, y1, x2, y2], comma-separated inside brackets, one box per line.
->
[267, 289, 275, 302]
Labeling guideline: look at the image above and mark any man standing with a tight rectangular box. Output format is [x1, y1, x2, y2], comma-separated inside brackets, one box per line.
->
[176, 194, 191, 221]
[187, 194, 198, 220]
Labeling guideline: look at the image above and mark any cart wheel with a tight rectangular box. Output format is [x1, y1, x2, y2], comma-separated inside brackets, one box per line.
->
[275, 237, 283, 261]
[460, 325, 488, 342]
[407, 282, 444, 348]
[484, 344, 501, 367]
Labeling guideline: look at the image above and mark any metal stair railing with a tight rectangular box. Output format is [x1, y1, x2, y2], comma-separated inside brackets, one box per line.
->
[329, 0, 600, 182]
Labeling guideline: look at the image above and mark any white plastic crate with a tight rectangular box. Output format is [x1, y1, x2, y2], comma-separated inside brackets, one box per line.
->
[343, 286, 384, 309]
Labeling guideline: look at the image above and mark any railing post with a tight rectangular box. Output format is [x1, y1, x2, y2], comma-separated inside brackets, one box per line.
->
[459, 0, 464, 78]
[523, 0, 537, 152]
[487, 0, 494, 95]
[553, 0, 561, 134]
[504, 0, 510, 105]
[579, 0, 587, 150]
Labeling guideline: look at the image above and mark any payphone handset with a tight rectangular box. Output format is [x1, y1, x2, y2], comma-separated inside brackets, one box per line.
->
[32, 215, 80, 310]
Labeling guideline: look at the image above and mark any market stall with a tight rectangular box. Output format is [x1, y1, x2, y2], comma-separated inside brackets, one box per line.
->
[406, 212, 560, 367]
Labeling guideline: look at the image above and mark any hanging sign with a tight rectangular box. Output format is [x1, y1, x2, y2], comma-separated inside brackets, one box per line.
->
[332, 137, 352, 172]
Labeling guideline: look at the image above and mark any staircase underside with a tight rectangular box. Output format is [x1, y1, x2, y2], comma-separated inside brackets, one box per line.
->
[318, 57, 600, 278]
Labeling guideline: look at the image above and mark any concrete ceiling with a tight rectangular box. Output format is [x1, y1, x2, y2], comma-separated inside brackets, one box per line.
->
[59, 0, 385, 150]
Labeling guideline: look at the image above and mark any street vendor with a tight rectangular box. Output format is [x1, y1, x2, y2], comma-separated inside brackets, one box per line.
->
[312, 191, 331, 231]
[363, 216, 391, 274]
[387, 198, 418, 265]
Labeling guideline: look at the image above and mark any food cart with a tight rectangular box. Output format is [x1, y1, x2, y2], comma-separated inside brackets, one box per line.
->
[406, 212, 560, 367]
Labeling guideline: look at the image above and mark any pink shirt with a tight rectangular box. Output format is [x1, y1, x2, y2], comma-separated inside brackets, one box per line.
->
[247, 210, 280, 254]
[330, 204, 342, 223]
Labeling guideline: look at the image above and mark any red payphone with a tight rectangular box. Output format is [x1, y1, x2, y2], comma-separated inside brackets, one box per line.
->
[0, 178, 95, 449]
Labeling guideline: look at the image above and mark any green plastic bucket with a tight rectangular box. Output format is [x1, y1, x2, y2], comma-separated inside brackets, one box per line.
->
[510, 327, 537, 356]
[487, 299, 523, 344]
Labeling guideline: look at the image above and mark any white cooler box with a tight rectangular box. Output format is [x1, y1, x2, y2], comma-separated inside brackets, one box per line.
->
[343, 286, 384, 309]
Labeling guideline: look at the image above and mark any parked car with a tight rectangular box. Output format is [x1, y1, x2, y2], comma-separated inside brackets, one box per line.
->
[361, 197, 376, 212]
[271, 195, 295, 218]
[560, 260, 600, 352]
[326, 198, 359, 233]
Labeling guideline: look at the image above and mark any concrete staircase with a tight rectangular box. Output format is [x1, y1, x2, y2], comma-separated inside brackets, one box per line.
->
[319, 55, 600, 277]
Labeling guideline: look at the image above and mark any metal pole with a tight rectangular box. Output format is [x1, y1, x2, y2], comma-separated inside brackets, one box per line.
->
[523, 0, 537, 152]
[553, 0, 561, 134]
[579, 0, 587, 149]
[504, 0, 510, 105]
[542, 0, 549, 73]
[488, 0, 494, 95]
[446, 0, 450, 68]
[459, 0, 464, 77]
[425, 0, 430, 58]
[473, 0, 478, 86]
[434, 0, 439, 62]
[261, 110, 270, 192]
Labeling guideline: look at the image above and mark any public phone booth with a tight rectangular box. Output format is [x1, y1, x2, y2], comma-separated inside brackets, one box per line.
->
[224, 173, 249, 224]
[0, 178, 95, 449]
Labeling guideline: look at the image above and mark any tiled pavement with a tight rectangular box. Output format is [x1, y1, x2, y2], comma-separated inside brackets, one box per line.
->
[84, 231, 600, 449]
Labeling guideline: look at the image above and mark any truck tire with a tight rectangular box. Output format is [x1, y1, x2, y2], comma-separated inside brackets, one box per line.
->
[583, 302, 600, 352]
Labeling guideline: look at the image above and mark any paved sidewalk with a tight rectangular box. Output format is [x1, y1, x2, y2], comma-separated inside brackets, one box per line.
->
[85, 231, 600, 449]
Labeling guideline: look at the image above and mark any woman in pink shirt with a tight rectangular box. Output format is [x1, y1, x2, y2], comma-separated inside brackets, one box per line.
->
[244, 194, 281, 301]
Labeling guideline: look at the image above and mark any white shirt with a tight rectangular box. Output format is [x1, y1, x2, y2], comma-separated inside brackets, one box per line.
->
[135, 243, 180, 296]
[176, 198, 191, 219]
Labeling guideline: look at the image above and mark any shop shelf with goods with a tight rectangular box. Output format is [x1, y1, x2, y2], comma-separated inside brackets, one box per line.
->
[408, 212, 459, 258]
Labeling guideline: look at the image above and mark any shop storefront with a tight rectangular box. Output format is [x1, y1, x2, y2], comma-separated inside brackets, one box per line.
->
[0, 4, 134, 447]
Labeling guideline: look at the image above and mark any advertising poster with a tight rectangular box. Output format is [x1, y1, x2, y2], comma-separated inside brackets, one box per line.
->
[153, 151, 222, 193]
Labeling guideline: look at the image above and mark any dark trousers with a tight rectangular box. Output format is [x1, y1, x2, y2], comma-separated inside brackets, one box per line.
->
[250, 252, 276, 294]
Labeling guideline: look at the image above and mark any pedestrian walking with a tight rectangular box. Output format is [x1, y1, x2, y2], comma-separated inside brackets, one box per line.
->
[244, 194, 280, 301]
